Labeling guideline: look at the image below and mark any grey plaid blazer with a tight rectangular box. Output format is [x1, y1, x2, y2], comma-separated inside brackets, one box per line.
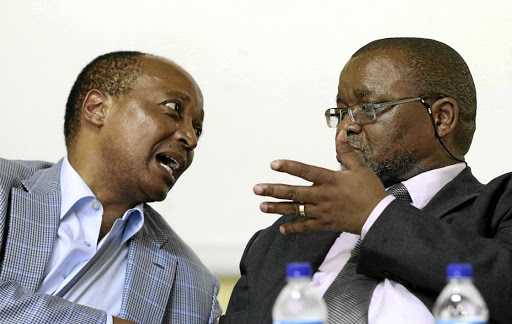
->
[0, 158, 221, 323]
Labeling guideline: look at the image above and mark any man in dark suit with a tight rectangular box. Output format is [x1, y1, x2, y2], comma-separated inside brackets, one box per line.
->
[221, 38, 512, 324]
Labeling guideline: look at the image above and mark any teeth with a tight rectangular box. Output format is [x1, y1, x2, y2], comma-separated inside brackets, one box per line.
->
[164, 155, 180, 170]
[158, 154, 181, 175]
[159, 162, 174, 174]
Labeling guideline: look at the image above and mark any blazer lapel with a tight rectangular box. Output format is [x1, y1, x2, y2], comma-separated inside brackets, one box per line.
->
[422, 167, 484, 218]
[119, 228, 177, 323]
[0, 162, 61, 292]
[249, 221, 340, 323]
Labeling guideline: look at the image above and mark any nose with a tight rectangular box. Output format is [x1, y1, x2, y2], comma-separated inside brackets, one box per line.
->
[174, 121, 198, 150]
[335, 112, 362, 139]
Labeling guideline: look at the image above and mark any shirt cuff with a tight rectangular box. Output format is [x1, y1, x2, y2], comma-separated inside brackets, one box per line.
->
[361, 195, 395, 239]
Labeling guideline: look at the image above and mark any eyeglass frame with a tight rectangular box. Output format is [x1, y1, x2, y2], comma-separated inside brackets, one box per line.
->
[324, 94, 466, 164]
[324, 96, 433, 128]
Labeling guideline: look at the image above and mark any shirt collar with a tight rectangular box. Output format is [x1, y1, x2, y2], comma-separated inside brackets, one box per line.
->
[401, 162, 466, 209]
[120, 204, 144, 244]
[59, 157, 96, 220]
[60, 157, 145, 242]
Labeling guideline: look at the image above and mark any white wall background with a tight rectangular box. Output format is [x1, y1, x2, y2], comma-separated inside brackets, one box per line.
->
[1, 0, 511, 275]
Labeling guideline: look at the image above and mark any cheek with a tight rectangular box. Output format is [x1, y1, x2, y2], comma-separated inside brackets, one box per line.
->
[111, 125, 158, 164]
[186, 151, 195, 170]
[135, 116, 172, 147]
[367, 137, 398, 160]
[365, 121, 410, 156]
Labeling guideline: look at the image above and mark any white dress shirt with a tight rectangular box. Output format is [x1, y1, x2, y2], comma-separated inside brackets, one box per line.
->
[311, 163, 466, 323]
[36, 157, 144, 323]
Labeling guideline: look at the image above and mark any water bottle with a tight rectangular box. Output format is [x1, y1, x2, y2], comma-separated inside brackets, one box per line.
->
[433, 263, 489, 323]
[272, 262, 327, 324]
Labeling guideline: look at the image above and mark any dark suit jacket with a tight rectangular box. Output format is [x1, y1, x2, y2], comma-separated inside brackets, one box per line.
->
[221, 167, 512, 324]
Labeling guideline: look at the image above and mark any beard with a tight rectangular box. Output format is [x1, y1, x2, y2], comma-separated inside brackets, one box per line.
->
[345, 135, 429, 188]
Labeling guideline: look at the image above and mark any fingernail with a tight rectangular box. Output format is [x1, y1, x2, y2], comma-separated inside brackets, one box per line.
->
[271, 160, 281, 170]
[253, 184, 264, 195]
[279, 226, 287, 235]
[340, 130, 348, 142]
[260, 202, 268, 212]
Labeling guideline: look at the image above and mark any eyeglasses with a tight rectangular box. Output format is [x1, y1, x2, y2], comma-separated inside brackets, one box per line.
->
[324, 94, 467, 164]
[324, 96, 427, 127]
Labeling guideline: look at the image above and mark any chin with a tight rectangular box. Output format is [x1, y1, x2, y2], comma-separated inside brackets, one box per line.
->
[144, 185, 173, 203]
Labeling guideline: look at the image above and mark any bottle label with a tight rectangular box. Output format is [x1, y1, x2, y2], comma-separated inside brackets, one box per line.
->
[273, 321, 323, 324]
[435, 320, 486, 324]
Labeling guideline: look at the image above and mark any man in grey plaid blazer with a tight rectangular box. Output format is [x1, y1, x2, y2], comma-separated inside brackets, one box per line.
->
[0, 52, 221, 323]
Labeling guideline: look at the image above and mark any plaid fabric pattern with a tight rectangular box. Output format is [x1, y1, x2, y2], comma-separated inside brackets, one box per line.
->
[0, 158, 221, 323]
[120, 205, 222, 323]
[0, 158, 106, 323]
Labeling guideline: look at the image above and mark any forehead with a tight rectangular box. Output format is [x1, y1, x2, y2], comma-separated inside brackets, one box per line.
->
[135, 56, 203, 107]
[338, 49, 414, 100]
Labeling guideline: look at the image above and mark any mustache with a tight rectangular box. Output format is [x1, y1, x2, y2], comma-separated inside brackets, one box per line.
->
[337, 135, 368, 170]
[346, 136, 366, 151]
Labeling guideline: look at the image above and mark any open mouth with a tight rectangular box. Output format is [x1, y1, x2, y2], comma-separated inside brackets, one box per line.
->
[156, 153, 181, 175]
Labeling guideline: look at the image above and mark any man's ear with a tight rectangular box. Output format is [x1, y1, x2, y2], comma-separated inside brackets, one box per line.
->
[82, 89, 107, 126]
[431, 97, 459, 138]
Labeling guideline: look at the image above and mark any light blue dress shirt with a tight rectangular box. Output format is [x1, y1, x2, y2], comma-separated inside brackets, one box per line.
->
[36, 157, 144, 323]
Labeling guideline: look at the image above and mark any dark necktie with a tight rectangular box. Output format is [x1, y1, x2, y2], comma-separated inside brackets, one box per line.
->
[386, 183, 412, 204]
[323, 182, 411, 324]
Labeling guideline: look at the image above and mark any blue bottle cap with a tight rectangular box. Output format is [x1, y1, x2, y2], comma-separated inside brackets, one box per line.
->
[286, 262, 312, 278]
[446, 263, 473, 279]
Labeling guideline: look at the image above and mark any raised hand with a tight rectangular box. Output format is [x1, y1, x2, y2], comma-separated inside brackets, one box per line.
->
[253, 130, 387, 235]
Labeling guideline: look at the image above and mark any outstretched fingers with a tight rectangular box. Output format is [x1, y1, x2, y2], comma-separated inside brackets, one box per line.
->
[259, 201, 316, 217]
[253, 183, 315, 202]
[269, 160, 333, 184]
[279, 217, 325, 235]
[253, 144, 387, 235]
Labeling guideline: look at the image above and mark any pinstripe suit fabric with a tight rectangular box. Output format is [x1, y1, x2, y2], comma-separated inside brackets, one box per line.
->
[0, 158, 221, 323]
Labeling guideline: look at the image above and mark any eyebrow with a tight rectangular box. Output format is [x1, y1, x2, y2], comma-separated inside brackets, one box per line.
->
[165, 90, 192, 103]
[336, 88, 372, 104]
[354, 88, 371, 99]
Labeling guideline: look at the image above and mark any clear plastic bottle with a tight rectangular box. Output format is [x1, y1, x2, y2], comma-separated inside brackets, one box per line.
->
[433, 263, 489, 324]
[272, 262, 327, 324]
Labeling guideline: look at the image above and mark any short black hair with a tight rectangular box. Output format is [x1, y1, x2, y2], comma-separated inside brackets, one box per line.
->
[353, 37, 476, 155]
[64, 51, 146, 147]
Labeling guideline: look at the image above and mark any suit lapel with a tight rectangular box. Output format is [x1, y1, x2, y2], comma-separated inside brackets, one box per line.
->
[0, 162, 61, 292]
[119, 226, 177, 323]
[422, 167, 483, 218]
[244, 167, 483, 323]
[249, 219, 340, 323]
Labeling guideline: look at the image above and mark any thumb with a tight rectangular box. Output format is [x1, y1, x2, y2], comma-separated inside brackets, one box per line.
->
[335, 130, 366, 170]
